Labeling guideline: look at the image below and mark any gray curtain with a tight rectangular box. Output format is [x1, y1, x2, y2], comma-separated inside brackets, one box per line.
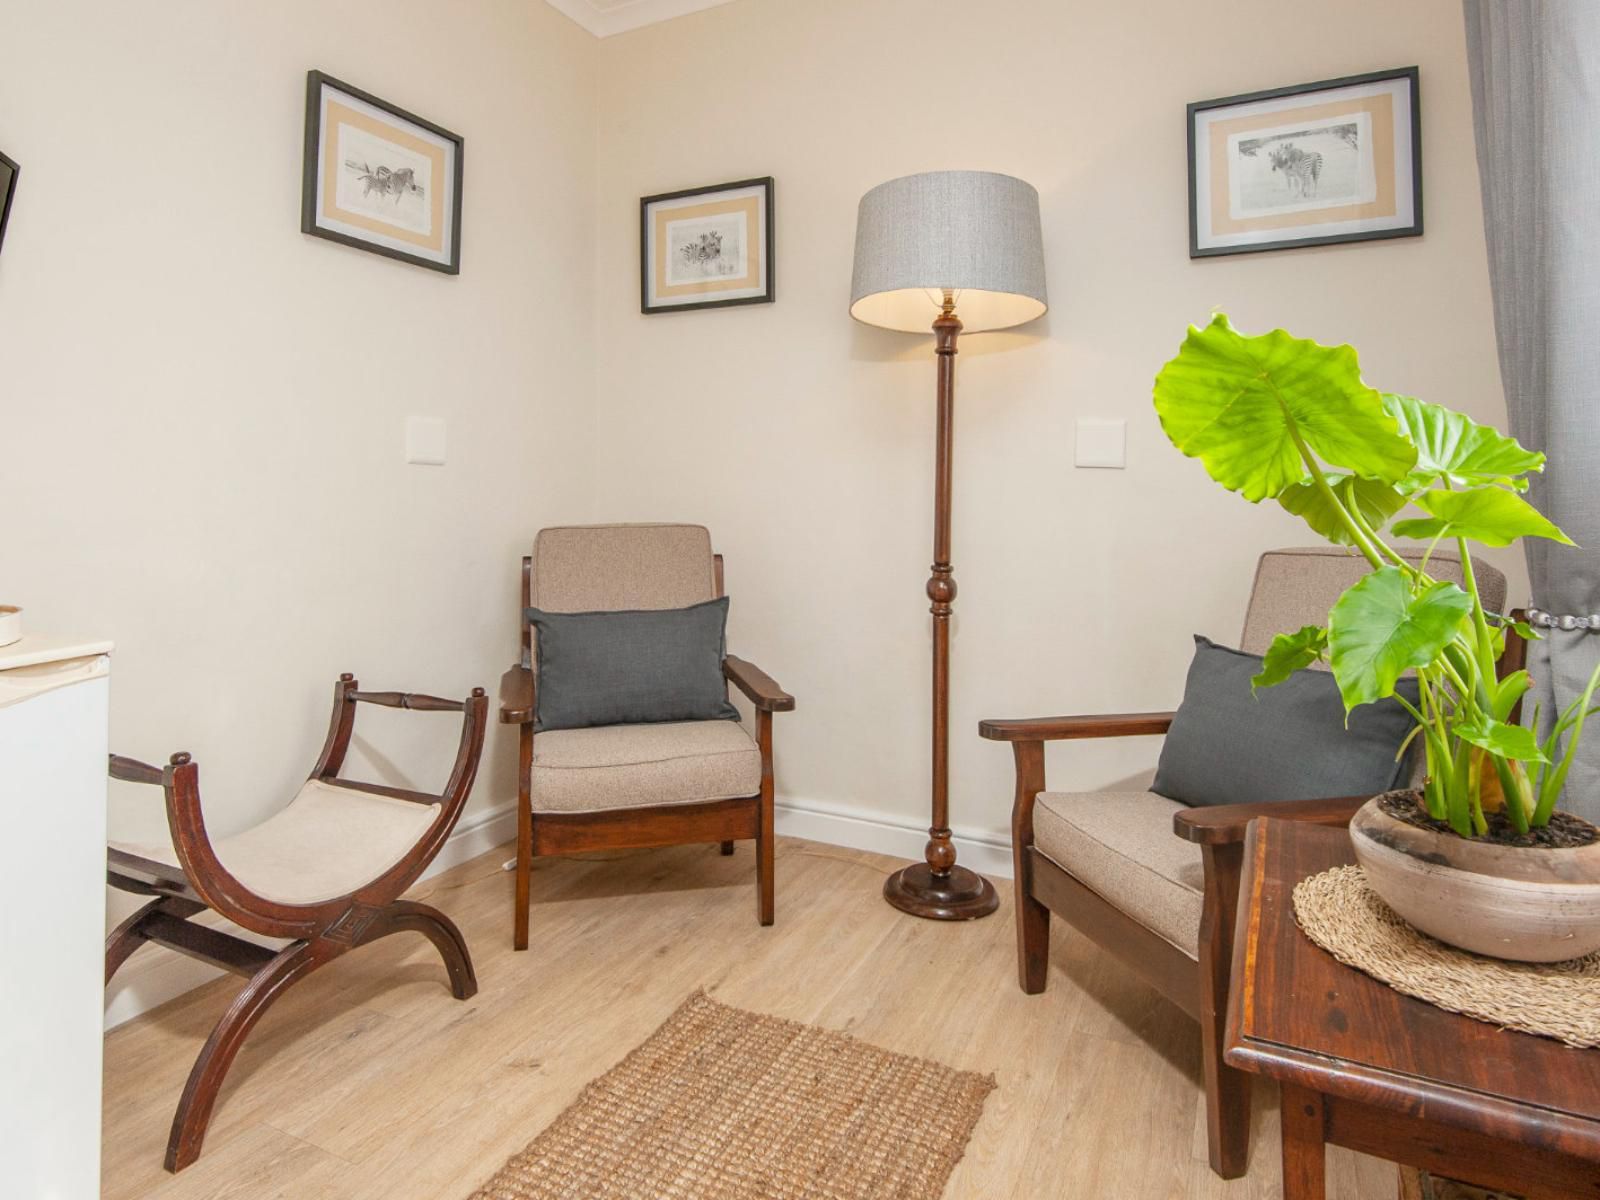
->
[1465, 0, 1600, 821]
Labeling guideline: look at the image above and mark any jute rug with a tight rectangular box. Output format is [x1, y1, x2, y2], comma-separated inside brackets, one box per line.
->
[1294, 865, 1600, 1048]
[468, 990, 995, 1200]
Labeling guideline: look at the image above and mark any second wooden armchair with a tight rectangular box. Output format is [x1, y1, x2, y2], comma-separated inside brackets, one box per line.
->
[500, 524, 794, 950]
[979, 547, 1511, 1180]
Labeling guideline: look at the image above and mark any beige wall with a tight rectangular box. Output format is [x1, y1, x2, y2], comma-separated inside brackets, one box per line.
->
[0, 0, 1518, 1014]
[590, 0, 1521, 841]
[0, 0, 597, 1006]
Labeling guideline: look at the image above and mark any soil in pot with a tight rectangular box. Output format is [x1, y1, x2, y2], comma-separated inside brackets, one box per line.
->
[1377, 789, 1599, 850]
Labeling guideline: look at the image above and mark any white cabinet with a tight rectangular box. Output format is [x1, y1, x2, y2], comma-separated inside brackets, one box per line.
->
[0, 635, 113, 1200]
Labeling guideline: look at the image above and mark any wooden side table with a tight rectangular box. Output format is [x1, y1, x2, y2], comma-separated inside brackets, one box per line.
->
[1225, 818, 1600, 1200]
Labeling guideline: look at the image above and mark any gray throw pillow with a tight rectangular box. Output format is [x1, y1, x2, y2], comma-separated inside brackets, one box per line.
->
[527, 597, 739, 732]
[1151, 635, 1419, 808]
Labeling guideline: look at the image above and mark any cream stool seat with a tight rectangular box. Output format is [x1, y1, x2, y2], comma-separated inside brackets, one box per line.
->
[112, 779, 441, 906]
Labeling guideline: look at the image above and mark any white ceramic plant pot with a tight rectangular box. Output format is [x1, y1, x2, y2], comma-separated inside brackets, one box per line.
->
[1349, 794, 1600, 963]
[0, 606, 21, 647]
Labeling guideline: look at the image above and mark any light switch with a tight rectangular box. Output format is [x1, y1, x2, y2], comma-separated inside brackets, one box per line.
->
[1074, 418, 1126, 469]
[405, 416, 446, 466]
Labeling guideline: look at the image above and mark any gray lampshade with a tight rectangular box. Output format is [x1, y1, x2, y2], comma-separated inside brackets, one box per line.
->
[849, 170, 1048, 334]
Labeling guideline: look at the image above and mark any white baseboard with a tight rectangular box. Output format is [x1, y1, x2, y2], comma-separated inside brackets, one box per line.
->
[104, 796, 1011, 1029]
[103, 800, 521, 1030]
[775, 797, 1014, 881]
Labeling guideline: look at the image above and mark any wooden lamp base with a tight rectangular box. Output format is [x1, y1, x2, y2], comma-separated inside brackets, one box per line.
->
[883, 862, 999, 921]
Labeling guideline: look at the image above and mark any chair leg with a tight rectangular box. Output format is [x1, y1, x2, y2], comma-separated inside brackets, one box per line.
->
[755, 795, 775, 926]
[106, 896, 204, 986]
[1200, 1001, 1252, 1178]
[165, 940, 324, 1173]
[1010, 740, 1048, 994]
[358, 899, 478, 1001]
[1199, 841, 1251, 1179]
[755, 711, 775, 926]
[1016, 876, 1050, 994]
[719, 840, 735, 856]
[514, 725, 533, 951]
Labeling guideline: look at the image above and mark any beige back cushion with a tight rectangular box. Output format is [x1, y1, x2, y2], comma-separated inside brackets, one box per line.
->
[532, 524, 717, 613]
[1239, 546, 1508, 657]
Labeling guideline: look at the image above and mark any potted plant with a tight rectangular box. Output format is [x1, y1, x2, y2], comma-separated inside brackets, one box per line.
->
[1153, 314, 1600, 963]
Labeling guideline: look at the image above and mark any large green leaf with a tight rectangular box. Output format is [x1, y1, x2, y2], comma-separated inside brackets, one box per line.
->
[1279, 474, 1407, 544]
[1153, 315, 1416, 503]
[1383, 393, 1545, 492]
[1391, 487, 1575, 548]
[1252, 625, 1327, 690]
[1327, 567, 1473, 710]
[1455, 716, 1548, 764]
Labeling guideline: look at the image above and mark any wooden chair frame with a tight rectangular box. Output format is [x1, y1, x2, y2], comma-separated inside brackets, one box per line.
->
[978, 616, 1527, 1181]
[500, 551, 794, 950]
[105, 674, 489, 1172]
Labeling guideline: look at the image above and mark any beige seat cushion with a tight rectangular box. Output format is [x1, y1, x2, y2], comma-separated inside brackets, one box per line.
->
[1032, 791, 1203, 960]
[531, 720, 760, 813]
[110, 779, 440, 906]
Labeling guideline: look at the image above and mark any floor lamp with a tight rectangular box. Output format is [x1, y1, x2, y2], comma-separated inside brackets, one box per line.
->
[849, 170, 1048, 920]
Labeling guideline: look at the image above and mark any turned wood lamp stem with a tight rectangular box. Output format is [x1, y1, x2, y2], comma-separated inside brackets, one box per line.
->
[882, 291, 1000, 920]
[928, 297, 960, 871]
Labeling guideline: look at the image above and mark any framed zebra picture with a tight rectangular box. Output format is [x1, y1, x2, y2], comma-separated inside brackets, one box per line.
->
[301, 70, 463, 274]
[640, 177, 775, 314]
[1188, 67, 1421, 258]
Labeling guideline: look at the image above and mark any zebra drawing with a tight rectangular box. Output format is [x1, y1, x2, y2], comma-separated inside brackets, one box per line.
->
[343, 160, 424, 204]
[679, 230, 723, 266]
[1269, 143, 1323, 199]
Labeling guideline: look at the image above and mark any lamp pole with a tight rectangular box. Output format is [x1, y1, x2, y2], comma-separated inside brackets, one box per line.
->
[883, 291, 1000, 921]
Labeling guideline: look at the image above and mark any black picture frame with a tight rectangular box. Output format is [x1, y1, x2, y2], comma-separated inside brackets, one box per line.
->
[640, 177, 775, 314]
[1187, 66, 1422, 258]
[301, 70, 464, 274]
[0, 150, 18, 258]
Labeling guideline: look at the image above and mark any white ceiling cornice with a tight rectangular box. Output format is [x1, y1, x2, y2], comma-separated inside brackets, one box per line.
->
[544, 0, 740, 38]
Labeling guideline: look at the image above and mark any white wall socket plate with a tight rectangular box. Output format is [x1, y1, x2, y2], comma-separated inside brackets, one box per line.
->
[405, 416, 447, 466]
[1074, 418, 1126, 469]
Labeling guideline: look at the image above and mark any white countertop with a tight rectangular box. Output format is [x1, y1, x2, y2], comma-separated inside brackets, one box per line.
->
[0, 633, 115, 672]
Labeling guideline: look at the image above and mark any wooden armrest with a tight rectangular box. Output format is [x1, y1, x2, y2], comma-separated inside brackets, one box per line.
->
[978, 712, 1175, 742]
[499, 664, 535, 725]
[724, 655, 794, 712]
[109, 754, 165, 785]
[1172, 794, 1369, 846]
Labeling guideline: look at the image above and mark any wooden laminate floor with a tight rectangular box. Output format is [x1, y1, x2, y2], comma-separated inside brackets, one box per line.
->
[102, 837, 1395, 1199]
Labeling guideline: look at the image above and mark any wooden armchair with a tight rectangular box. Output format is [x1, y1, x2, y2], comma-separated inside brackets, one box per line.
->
[501, 524, 794, 950]
[105, 674, 488, 1172]
[978, 547, 1510, 1180]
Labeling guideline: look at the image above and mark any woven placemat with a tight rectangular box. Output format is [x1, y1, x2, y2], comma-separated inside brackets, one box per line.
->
[1293, 866, 1600, 1049]
[467, 990, 996, 1200]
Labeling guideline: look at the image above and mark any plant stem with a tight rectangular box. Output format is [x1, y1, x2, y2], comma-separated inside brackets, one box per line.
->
[1278, 413, 1386, 569]
[1349, 502, 1417, 576]
[1449, 737, 1474, 835]
[1437, 645, 1476, 710]
[1456, 537, 1500, 693]
[1402, 673, 1450, 820]
[1492, 754, 1530, 832]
